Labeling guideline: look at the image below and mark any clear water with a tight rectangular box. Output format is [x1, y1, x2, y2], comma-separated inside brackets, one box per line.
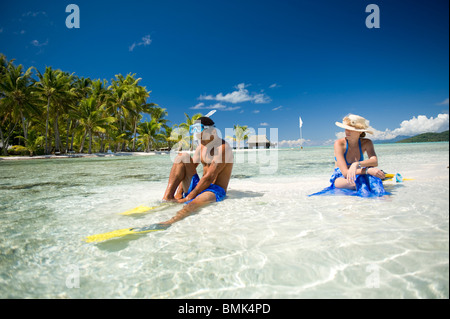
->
[0, 143, 448, 298]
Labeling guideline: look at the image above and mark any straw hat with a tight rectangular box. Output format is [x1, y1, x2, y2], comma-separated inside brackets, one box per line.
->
[335, 114, 374, 134]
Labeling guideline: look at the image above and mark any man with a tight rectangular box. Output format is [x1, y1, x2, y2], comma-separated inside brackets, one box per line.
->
[159, 116, 233, 226]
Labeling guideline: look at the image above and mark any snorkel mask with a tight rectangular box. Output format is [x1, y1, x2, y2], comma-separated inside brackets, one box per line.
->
[189, 110, 217, 136]
[189, 123, 214, 134]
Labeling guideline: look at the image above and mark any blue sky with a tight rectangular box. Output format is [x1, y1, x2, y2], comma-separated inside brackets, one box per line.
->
[1, 0, 449, 146]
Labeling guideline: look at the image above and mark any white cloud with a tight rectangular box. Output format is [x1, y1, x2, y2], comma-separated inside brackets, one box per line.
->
[259, 122, 270, 126]
[31, 39, 49, 47]
[269, 83, 281, 89]
[278, 138, 309, 148]
[23, 11, 47, 17]
[252, 110, 260, 114]
[437, 98, 449, 105]
[272, 105, 283, 111]
[0, 28, 3, 33]
[190, 102, 241, 112]
[129, 35, 152, 52]
[190, 102, 206, 109]
[336, 113, 449, 140]
[222, 106, 242, 111]
[199, 83, 271, 104]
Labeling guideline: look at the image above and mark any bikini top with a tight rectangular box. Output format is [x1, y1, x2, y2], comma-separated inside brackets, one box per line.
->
[335, 139, 364, 166]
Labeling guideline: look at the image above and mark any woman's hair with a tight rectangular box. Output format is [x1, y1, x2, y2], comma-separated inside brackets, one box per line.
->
[360, 132, 366, 138]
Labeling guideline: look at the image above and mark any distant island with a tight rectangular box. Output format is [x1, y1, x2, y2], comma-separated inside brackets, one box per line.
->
[396, 130, 449, 143]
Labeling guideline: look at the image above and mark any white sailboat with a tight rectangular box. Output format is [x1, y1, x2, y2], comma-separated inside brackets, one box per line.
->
[299, 116, 304, 150]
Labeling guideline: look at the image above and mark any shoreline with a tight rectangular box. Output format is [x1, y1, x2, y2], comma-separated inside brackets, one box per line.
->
[0, 151, 171, 161]
[1, 142, 448, 161]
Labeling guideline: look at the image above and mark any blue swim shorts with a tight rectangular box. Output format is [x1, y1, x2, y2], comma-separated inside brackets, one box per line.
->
[183, 174, 227, 204]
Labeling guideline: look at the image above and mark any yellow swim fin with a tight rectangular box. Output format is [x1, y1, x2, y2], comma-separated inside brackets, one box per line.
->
[120, 205, 156, 215]
[119, 203, 172, 216]
[85, 224, 170, 243]
[383, 173, 414, 182]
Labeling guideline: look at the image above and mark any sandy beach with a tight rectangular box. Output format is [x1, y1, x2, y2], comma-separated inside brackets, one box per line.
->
[0, 151, 171, 161]
[0, 148, 272, 161]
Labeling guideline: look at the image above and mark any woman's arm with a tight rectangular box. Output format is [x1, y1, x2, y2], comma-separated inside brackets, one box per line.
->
[335, 139, 384, 183]
[358, 139, 378, 168]
[349, 139, 385, 179]
[360, 139, 385, 179]
[335, 139, 357, 185]
[334, 139, 349, 175]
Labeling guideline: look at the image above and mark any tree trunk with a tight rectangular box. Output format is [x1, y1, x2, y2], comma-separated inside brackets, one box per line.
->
[132, 118, 137, 152]
[20, 110, 28, 147]
[79, 132, 87, 153]
[45, 96, 50, 154]
[70, 122, 77, 152]
[99, 134, 105, 153]
[88, 129, 93, 154]
[54, 110, 61, 153]
[0, 121, 18, 155]
[147, 137, 152, 153]
[65, 118, 71, 153]
[0, 126, 7, 156]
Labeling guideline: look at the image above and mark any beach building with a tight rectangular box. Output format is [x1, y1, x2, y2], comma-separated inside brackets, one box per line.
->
[247, 135, 271, 149]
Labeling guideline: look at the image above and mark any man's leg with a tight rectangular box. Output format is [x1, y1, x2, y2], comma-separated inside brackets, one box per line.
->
[162, 153, 197, 201]
[162, 191, 216, 225]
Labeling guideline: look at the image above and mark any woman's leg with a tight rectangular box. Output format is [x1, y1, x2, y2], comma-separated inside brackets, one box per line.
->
[334, 177, 356, 190]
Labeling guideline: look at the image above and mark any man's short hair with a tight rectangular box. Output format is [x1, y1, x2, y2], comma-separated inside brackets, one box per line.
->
[195, 117, 215, 126]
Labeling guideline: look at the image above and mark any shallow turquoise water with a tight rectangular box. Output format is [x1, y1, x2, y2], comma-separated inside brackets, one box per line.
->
[0, 143, 448, 298]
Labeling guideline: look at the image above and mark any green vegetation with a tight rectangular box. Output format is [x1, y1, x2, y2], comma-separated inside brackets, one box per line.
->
[0, 54, 203, 156]
[226, 125, 251, 149]
[396, 131, 449, 143]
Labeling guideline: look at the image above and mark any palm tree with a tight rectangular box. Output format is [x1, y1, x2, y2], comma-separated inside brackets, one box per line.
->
[52, 71, 75, 153]
[129, 87, 153, 151]
[227, 124, 250, 149]
[74, 96, 116, 154]
[108, 73, 144, 151]
[0, 54, 8, 80]
[88, 78, 113, 152]
[137, 118, 164, 152]
[0, 101, 18, 155]
[65, 76, 92, 152]
[34, 67, 72, 154]
[17, 129, 44, 157]
[167, 125, 191, 151]
[179, 112, 203, 151]
[0, 62, 38, 147]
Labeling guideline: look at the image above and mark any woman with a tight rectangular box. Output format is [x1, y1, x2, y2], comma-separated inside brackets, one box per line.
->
[329, 114, 387, 197]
